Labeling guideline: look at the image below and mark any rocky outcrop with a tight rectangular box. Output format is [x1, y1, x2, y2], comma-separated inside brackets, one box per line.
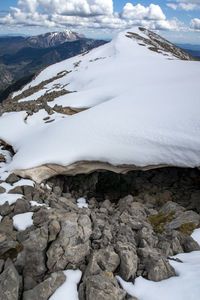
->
[0, 164, 200, 299]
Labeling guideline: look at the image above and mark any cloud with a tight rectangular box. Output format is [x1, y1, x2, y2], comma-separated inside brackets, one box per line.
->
[0, 1, 181, 33]
[167, 1, 200, 11]
[121, 3, 166, 20]
[190, 18, 200, 30]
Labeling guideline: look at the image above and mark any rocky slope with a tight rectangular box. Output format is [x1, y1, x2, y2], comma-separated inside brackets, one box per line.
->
[0, 27, 200, 299]
[0, 31, 106, 96]
[0, 141, 200, 299]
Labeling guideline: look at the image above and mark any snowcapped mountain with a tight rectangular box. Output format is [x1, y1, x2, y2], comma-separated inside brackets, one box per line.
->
[0, 27, 200, 183]
[27, 30, 86, 48]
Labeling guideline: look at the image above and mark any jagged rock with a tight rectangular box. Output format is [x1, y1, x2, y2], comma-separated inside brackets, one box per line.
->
[15, 224, 48, 279]
[23, 271, 66, 300]
[84, 247, 120, 278]
[48, 220, 61, 242]
[137, 226, 158, 248]
[178, 234, 200, 252]
[0, 259, 4, 273]
[0, 186, 6, 193]
[51, 196, 79, 211]
[159, 201, 185, 216]
[165, 210, 200, 230]
[47, 213, 92, 271]
[6, 174, 20, 184]
[158, 230, 183, 256]
[0, 216, 16, 242]
[0, 259, 20, 300]
[23, 186, 35, 200]
[115, 242, 138, 281]
[0, 201, 13, 216]
[8, 186, 23, 195]
[0, 153, 6, 162]
[0, 241, 23, 261]
[118, 196, 148, 219]
[84, 273, 126, 300]
[138, 247, 176, 281]
[14, 199, 30, 215]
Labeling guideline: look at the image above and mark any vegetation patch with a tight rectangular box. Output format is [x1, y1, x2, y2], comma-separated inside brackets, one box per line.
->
[178, 222, 199, 235]
[148, 211, 175, 234]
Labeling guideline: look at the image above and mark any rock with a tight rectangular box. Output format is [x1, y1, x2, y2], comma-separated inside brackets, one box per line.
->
[51, 196, 79, 211]
[23, 271, 66, 300]
[0, 259, 20, 300]
[159, 201, 185, 216]
[14, 199, 30, 214]
[178, 234, 200, 252]
[84, 247, 120, 277]
[0, 216, 16, 242]
[118, 196, 148, 219]
[165, 211, 200, 230]
[85, 273, 126, 300]
[0, 153, 6, 162]
[15, 225, 48, 278]
[47, 213, 92, 271]
[23, 186, 35, 200]
[6, 174, 20, 184]
[0, 186, 6, 193]
[0, 259, 4, 273]
[138, 247, 176, 281]
[48, 220, 61, 242]
[0, 201, 13, 216]
[8, 186, 23, 195]
[0, 241, 23, 261]
[115, 242, 138, 281]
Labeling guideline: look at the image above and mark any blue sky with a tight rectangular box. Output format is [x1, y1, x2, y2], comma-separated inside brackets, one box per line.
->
[0, 0, 200, 44]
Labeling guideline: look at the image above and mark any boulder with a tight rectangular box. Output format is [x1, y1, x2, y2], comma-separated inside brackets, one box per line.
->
[0, 186, 6, 194]
[85, 273, 126, 300]
[8, 186, 23, 195]
[14, 199, 30, 215]
[115, 242, 138, 281]
[47, 213, 92, 271]
[165, 211, 200, 230]
[23, 271, 66, 300]
[6, 174, 20, 184]
[138, 247, 176, 281]
[0, 259, 20, 300]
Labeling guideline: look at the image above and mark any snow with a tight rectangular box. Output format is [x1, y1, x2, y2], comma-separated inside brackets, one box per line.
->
[0, 27, 200, 173]
[30, 200, 46, 207]
[77, 197, 88, 208]
[49, 270, 82, 300]
[117, 228, 200, 300]
[18, 89, 47, 102]
[13, 212, 34, 231]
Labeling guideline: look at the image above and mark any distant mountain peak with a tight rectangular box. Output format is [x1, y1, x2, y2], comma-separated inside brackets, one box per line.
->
[27, 30, 86, 48]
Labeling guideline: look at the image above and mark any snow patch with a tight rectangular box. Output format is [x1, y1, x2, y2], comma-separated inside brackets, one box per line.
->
[77, 197, 88, 209]
[49, 270, 82, 300]
[13, 212, 34, 231]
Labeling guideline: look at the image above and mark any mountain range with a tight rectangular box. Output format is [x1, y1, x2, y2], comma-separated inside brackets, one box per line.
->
[0, 30, 106, 101]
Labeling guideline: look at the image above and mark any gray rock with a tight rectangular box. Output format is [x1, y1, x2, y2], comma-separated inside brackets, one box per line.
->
[47, 213, 91, 271]
[15, 225, 48, 278]
[0, 259, 20, 300]
[138, 247, 176, 281]
[0, 186, 6, 193]
[48, 220, 61, 242]
[0, 153, 6, 163]
[159, 201, 185, 216]
[0, 201, 13, 216]
[8, 186, 23, 195]
[14, 199, 30, 214]
[115, 242, 138, 281]
[6, 174, 20, 184]
[23, 186, 35, 200]
[84, 247, 120, 278]
[85, 273, 126, 300]
[23, 271, 66, 300]
[0, 259, 4, 273]
[118, 196, 147, 219]
[178, 234, 200, 252]
[165, 210, 200, 230]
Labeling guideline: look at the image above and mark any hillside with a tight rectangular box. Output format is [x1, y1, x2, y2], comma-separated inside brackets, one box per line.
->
[0, 30, 106, 94]
[0, 27, 200, 300]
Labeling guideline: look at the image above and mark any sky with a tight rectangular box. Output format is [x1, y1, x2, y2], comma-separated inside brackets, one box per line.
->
[0, 0, 200, 44]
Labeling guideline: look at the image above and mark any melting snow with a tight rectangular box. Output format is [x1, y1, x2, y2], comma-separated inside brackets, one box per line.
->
[117, 229, 200, 300]
[49, 270, 82, 300]
[13, 212, 34, 231]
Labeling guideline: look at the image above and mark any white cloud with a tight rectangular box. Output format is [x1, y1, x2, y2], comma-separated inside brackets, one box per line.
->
[121, 3, 166, 20]
[190, 18, 200, 30]
[0, 1, 182, 34]
[167, 1, 200, 11]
